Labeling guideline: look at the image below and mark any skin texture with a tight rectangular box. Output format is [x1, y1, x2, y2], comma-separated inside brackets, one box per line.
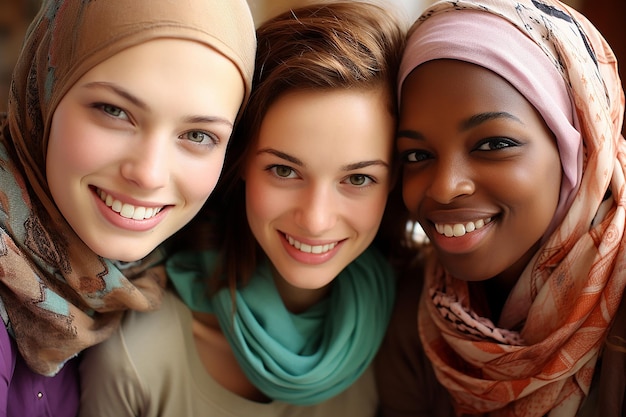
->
[46, 39, 244, 262]
[244, 88, 395, 312]
[397, 59, 562, 297]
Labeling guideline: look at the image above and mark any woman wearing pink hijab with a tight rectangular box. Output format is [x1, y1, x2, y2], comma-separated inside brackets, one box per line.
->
[376, 0, 626, 415]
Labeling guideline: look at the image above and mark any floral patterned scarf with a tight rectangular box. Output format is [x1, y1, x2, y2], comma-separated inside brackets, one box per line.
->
[0, 0, 255, 376]
[399, 0, 626, 415]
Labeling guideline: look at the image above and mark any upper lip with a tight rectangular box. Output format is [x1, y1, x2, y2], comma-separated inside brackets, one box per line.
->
[93, 186, 167, 209]
[282, 232, 344, 246]
[425, 208, 499, 226]
[425, 208, 498, 227]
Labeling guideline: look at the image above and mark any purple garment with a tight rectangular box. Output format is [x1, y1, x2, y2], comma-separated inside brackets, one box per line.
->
[1, 325, 79, 417]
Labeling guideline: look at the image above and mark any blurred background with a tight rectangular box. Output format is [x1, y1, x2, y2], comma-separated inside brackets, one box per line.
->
[1, 0, 624, 131]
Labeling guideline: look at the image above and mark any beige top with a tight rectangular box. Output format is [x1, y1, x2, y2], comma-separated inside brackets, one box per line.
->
[79, 290, 378, 417]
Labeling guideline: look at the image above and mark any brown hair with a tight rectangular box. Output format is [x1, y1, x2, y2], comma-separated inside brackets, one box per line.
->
[174, 2, 407, 293]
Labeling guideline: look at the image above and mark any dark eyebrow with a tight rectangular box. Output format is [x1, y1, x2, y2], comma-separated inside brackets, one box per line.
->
[257, 148, 389, 171]
[396, 129, 424, 141]
[257, 148, 304, 166]
[343, 160, 389, 171]
[460, 112, 522, 130]
[397, 112, 522, 141]
[83, 81, 233, 127]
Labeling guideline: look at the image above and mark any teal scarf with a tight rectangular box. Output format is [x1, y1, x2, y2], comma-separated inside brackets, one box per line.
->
[167, 246, 395, 405]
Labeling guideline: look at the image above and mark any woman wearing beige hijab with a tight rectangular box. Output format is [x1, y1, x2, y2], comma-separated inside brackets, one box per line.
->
[0, 0, 255, 416]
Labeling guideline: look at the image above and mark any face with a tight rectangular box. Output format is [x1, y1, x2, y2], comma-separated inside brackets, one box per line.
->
[47, 39, 244, 261]
[245, 88, 394, 302]
[397, 59, 561, 285]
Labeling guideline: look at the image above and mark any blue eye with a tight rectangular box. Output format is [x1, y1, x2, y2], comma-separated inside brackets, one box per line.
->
[99, 103, 127, 119]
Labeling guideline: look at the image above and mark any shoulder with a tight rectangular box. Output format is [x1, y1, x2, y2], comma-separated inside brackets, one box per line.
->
[374, 258, 456, 417]
[315, 365, 378, 416]
[377, 263, 424, 361]
[2, 324, 79, 417]
[79, 291, 191, 416]
[0, 322, 15, 375]
[92, 289, 191, 377]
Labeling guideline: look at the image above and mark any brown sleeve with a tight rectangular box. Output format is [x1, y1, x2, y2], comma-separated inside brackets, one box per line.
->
[374, 264, 456, 417]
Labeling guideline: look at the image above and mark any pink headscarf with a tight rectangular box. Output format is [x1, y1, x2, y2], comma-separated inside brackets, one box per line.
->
[399, 9, 581, 235]
[401, 0, 626, 415]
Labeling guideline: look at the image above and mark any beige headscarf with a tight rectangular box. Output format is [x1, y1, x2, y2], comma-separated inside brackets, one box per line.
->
[0, 0, 255, 376]
[399, 0, 626, 415]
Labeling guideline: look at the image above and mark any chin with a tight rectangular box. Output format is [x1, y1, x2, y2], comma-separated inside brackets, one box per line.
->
[91, 245, 154, 263]
[287, 274, 336, 291]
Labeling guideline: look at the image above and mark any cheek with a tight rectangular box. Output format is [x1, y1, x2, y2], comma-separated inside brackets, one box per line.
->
[48, 104, 124, 176]
[351, 191, 390, 235]
[47, 120, 105, 182]
[180, 156, 228, 205]
[502, 163, 561, 237]
[244, 179, 278, 227]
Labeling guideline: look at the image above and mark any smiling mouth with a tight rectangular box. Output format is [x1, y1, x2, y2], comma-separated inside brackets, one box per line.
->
[434, 217, 493, 237]
[97, 189, 163, 220]
[285, 234, 339, 254]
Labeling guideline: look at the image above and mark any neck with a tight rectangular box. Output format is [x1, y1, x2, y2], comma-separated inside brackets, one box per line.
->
[471, 241, 542, 324]
[271, 271, 332, 314]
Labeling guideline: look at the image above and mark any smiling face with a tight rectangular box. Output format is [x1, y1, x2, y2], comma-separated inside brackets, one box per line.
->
[397, 59, 562, 285]
[244, 88, 394, 302]
[46, 38, 244, 261]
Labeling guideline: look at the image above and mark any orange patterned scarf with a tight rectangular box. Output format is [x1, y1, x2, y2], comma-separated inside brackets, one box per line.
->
[404, 0, 626, 415]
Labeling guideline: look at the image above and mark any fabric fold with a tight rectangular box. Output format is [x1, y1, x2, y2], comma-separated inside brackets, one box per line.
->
[168, 246, 396, 405]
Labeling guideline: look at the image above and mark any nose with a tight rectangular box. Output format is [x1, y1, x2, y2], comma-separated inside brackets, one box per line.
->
[294, 185, 338, 236]
[425, 157, 475, 204]
[120, 133, 170, 190]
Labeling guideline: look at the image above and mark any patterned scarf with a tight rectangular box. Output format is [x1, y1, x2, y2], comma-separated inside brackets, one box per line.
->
[0, 0, 255, 376]
[168, 247, 396, 405]
[399, 0, 626, 415]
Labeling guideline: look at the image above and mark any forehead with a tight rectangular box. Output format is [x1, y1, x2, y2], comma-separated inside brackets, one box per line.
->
[255, 88, 395, 163]
[66, 39, 243, 120]
[399, 60, 536, 125]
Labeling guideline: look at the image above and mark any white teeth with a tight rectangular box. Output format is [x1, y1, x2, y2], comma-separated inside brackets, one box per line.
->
[97, 189, 162, 220]
[286, 235, 337, 254]
[435, 217, 492, 237]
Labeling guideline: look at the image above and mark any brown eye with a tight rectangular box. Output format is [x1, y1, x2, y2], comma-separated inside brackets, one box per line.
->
[346, 174, 374, 187]
[273, 165, 294, 178]
[182, 131, 218, 145]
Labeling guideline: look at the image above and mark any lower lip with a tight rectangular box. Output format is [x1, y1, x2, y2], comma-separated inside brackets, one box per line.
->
[94, 191, 166, 232]
[429, 221, 494, 254]
[279, 233, 343, 265]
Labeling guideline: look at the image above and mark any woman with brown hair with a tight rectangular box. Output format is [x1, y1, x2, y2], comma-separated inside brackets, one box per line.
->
[79, 3, 407, 416]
